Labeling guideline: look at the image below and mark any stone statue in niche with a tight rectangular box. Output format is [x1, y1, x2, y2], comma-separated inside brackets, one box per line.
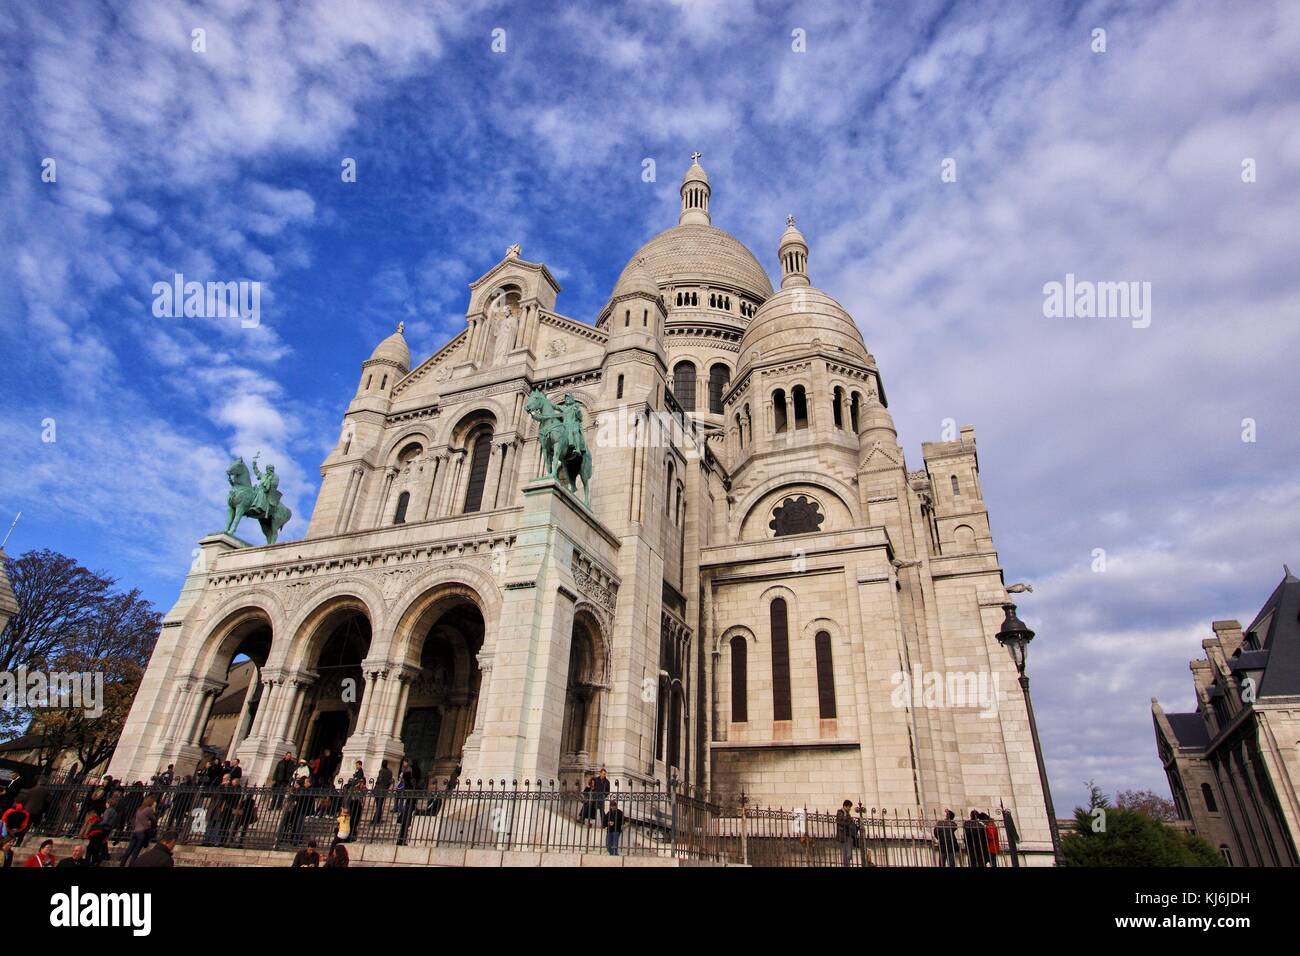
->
[488, 291, 518, 365]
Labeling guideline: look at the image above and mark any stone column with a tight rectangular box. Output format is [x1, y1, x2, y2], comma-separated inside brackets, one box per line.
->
[339, 465, 366, 533]
[373, 466, 399, 526]
[481, 441, 506, 512]
[422, 452, 448, 520]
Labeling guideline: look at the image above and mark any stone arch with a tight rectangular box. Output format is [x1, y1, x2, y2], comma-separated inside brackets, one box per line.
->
[282, 591, 377, 673]
[190, 591, 283, 682]
[377, 425, 435, 465]
[731, 472, 861, 541]
[443, 404, 502, 449]
[953, 524, 977, 552]
[385, 578, 493, 778]
[387, 576, 498, 668]
[277, 580, 385, 671]
[561, 607, 610, 766]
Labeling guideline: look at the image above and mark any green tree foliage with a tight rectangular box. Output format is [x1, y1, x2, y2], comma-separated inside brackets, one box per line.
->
[1062, 781, 1223, 867]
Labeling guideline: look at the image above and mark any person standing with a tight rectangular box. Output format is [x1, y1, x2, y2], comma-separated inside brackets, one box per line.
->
[963, 810, 989, 867]
[982, 812, 1000, 867]
[270, 751, 294, 806]
[934, 810, 960, 867]
[372, 760, 393, 824]
[119, 795, 158, 866]
[594, 768, 611, 827]
[835, 800, 859, 867]
[17, 782, 50, 842]
[604, 798, 625, 856]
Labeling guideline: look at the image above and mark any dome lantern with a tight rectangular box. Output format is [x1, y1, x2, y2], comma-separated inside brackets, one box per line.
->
[679, 152, 712, 227]
[778, 214, 810, 289]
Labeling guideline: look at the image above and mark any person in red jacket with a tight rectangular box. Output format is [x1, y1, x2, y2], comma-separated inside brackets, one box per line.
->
[23, 839, 55, 867]
[982, 812, 1001, 867]
[1, 802, 30, 841]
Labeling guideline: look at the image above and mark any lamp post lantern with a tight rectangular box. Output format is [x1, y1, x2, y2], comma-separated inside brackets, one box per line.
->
[995, 601, 1063, 865]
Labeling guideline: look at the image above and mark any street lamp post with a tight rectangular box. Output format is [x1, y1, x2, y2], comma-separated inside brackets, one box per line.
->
[995, 602, 1063, 865]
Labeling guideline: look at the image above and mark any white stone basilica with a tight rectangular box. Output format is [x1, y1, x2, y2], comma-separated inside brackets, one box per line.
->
[110, 157, 1053, 858]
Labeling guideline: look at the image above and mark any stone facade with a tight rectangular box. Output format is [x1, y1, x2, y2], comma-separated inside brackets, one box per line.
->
[109, 158, 1053, 860]
[1153, 573, 1300, 866]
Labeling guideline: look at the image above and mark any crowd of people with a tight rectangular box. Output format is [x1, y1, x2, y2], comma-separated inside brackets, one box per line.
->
[3, 759, 1013, 868]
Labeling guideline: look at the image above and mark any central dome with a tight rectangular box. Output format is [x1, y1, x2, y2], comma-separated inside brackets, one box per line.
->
[614, 224, 774, 302]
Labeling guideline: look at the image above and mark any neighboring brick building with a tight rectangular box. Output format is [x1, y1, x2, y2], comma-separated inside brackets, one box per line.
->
[1153, 570, 1300, 865]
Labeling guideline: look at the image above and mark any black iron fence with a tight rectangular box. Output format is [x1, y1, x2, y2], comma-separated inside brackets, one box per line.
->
[24, 779, 1024, 866]
[723, 805, 1025, 868]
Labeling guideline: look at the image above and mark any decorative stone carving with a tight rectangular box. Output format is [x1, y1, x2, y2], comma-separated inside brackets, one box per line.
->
[769, 495, 825, 536]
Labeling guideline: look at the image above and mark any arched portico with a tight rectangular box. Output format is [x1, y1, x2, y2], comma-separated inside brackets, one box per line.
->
[153, 604, 276, 779]
[560, 608, 610, 780]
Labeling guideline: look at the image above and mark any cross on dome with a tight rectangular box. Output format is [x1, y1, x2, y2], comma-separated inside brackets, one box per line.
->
[691, 151, 702, 164]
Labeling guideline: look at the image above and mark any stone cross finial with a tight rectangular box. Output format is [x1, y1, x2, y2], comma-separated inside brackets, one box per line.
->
[397, 321, 405, 334]
[787, 213, 796, 226]
[506, 243, 522, 258]
[690, 151, 702, 164]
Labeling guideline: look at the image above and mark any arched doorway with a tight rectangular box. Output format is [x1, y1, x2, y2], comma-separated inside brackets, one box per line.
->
[197, 612, 272, 766]
[561, 612, 606, 774]
[398, 596, 484, 781]
[296, 608, 371, 784]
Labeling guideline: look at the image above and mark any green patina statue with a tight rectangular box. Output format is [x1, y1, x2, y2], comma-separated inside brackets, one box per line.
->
[225, 454, 292, 544]
[525, 388, 592, 506]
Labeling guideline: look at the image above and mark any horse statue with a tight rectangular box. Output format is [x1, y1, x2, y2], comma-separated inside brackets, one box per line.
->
[225, 456, 292, 544]
[524, 389, 592, 507]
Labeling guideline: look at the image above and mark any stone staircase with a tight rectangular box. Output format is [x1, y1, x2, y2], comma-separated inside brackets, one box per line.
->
[41, 836, 734, 867]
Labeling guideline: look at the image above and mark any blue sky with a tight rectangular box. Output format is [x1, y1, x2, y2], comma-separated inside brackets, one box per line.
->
[3, 0, 1299, 813]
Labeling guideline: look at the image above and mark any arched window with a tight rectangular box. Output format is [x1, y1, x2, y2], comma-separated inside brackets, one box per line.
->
[380, 374, 387, 389]
[673, 361, 697, 412]
[665, 461, 674, 514]
[730, 636, 748, 722]
[462, 428, 494, 513]
[850, 392, 861, 433]
[708, 363, 729, 414]
[770, 598, 792, 721]
[616, 374, 624, 399]
[643, 308, 648, 327]
[951, 474, 960, 496]
[734, 413, 743, 449]
[393, 491, 410, 525]
[832, 387, 844, 429]
[815, 631, 836, 719]
[1202, 783, 1218, 813]
[792, 385, 809, 429]
[709, 293, 716, 308]
[624, 309, 630, 327]
[365, 374, 372, 390]
[675, 483, 683, 526]
[773, 389, 788, 433]
[668, 685, 683, 768]
[743, 403, 751, 445]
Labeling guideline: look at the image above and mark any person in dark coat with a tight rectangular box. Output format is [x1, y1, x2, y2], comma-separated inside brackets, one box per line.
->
[835, 800, 859, 866]
[963, 810, 989, 867]
[934, 810, 960, 867]
[119, 795, 158, 866]
[291, 840, 320, 867]
[395, 760, 416, 846]
[271, 752, 296, 810]
[593, 768, 611, 826]
[131, 832, 177, 867]
[324, 841, 349, 867]
[371, 760, 393, 824]
[15, 783, 49, 842]
[604, 798, 626, 856]
[57, 845, 89, 868]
